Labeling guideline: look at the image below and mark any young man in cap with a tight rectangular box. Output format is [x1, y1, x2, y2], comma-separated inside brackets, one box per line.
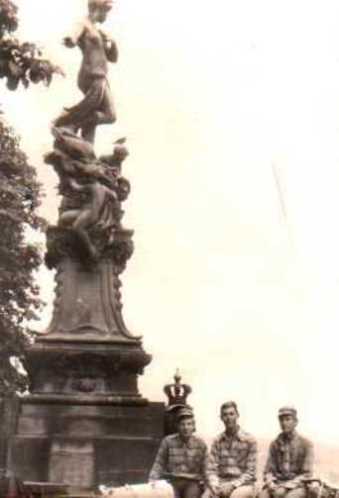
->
[206, 401, 257, 498]
[260, 406, 317, 498]
[149, 408, 208, 498]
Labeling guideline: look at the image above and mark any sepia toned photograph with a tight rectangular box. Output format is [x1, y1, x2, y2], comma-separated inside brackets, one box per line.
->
[0, 0, 339, 496]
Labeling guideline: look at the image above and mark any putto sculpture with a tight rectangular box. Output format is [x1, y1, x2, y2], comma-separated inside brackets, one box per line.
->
[45, 131, 130, 265]
[54, 0, 117, 143]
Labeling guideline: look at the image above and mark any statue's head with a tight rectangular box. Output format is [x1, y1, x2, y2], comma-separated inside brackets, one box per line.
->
[113, 144, 129, 163]
[88, 0, 113, 23]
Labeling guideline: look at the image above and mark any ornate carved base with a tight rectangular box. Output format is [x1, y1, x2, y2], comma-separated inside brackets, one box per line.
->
[45, 239, 135, 340]
[26, 337, 151, 402]
[16, 332, 161, 487]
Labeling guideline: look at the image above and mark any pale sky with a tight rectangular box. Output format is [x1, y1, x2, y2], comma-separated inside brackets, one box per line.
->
[3, 0, 339, 454]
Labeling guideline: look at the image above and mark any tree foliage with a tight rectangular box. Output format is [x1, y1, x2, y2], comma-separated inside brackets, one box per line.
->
[0, 0, 60, 393]
[0, 119, 44, 393]
[0, 0, 63, 90]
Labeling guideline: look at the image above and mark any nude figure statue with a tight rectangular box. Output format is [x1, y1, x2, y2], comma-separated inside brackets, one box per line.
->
[54, 0, 117, 144]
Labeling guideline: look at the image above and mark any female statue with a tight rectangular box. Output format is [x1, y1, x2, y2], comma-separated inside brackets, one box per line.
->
[54, 0, 118, 144]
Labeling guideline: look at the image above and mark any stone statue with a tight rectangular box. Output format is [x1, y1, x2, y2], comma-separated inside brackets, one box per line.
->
[47, 0, 128, 266]
[46, 128, 130, 264]
[54, 0, 117, 144]
[16, 0, 161, 487]
[58, 177, 118, 262]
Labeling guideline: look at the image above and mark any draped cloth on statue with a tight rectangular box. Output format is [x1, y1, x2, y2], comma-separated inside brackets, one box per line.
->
[54, 76, 110, 131]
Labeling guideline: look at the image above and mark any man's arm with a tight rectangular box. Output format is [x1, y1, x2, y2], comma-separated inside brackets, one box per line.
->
[201, 441, 209, 483]
[232, 438, 257, 488]
[263, 442, 279, 488]
[205, 440, 220, 491]
[149, 438, 169, 481]
[285, 441, 314, 489]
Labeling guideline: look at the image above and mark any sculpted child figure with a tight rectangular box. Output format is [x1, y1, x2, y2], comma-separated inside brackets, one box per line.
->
[54, 0, 117, 144]
[45, 129, 129, 263]
[58, 175, 118, 262]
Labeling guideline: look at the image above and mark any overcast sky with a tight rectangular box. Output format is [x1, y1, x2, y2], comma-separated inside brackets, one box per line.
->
[3, 0, 339, 456]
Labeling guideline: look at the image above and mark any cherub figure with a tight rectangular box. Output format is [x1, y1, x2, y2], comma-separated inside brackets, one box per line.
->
[45, 130, 130, 263]
[59, 176, 118, 262]
[54, 0, 118, 144]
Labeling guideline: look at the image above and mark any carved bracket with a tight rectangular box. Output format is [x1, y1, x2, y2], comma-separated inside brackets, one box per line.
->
[25, 345, 152, 397]
[45, 226, 134, 273]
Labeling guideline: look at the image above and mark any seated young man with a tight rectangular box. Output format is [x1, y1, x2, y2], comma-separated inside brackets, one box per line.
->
[260, 407, 319, 498]
[206, 401, 257, 498]
[149, 408, 207, 498]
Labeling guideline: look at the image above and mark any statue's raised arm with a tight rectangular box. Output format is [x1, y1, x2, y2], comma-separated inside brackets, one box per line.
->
[63, 22, 86, 48]
[54, 0, 116, 145]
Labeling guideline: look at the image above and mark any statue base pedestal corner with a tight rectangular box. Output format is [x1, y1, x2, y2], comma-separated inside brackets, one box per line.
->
[9, 396, 164, 488]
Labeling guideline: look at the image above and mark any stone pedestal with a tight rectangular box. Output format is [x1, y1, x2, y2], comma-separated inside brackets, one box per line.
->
[5, 69, 167, 484]
[11, 397, 164, 487]
[8, 229, 165, 487]
[9, 323, 164, 487]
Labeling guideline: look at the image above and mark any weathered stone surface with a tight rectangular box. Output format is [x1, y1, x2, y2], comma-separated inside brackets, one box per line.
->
[26, 337, 150, 400]
[45, 135, 131, 271]
[11, 400, 164, 487]
[44, 254, 135, 340]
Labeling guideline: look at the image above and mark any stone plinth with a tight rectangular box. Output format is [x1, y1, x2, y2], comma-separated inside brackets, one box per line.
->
[26, 337, 150, 402]
[7, 242, 165, 487]
[11, 398, 164, 487]
[45, 228, 135, 341]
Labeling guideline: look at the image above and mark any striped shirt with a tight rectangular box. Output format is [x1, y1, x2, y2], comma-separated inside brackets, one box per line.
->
[264, 432, 314, 488]
[149, 434, 208, 481]
[206, 428, 257, 488]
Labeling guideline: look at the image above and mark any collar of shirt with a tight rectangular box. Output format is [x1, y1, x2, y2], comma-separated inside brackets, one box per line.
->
[175, 433, 196, 449]
[220, 426, 246, 443]
[276, 431, 298, 452]
[278, 431, 297, 443]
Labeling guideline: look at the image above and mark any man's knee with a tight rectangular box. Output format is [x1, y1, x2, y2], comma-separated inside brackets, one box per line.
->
[258, 489, 272, 498]
[272, 487, 288, 498]
[200, 489, 211, 498]
[183, 482, 203, 498]
[230, 485, 256, 498]
[286, 488, 307, 498]
[306, 483, 321, 498]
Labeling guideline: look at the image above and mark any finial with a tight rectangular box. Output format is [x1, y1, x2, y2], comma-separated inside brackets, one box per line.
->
[174, 368, 181, 384]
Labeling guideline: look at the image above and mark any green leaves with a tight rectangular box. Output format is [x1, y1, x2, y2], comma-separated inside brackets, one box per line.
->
[0, 126, 43, 393]
[0, 1, 58, 395]
[0, 0, 18, 36]
[0, 36, 61, 89]
[0, 118, 44, 395]
[0, 1, 62, 90]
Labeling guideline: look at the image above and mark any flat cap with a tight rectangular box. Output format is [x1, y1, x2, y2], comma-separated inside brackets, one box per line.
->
[278, 406, 297, 418]
[176, 407, 194, 421]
